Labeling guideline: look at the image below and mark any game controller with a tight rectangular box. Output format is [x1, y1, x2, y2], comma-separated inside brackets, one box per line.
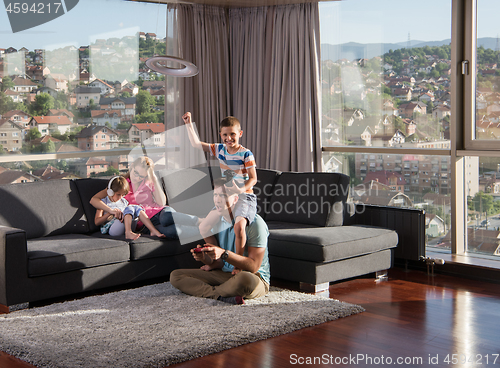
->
[193, 247, 205, 253]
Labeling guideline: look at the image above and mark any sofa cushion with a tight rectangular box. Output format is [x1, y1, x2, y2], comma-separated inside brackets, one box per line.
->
[88, 231, 203, 261]
[254, 168, 281, 219]
[267, 225, 398, 263]
[0, 180, 89, 239]
[27, 234, 130, 277]
[159, 166, 215, 218]
[265, 172, 350, 227]
[128, 235, 200, 261]
[266, 221, 318, 230]
[73, 178, 109, 233]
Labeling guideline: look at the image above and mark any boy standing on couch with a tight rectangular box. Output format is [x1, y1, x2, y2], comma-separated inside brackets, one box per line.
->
[182, 112, 258, 274]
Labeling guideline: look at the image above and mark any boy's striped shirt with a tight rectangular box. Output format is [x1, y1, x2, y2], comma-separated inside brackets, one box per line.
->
[209, 143, 256, 192]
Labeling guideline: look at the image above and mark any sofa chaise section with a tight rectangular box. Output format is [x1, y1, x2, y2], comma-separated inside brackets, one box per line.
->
[254, 169, 399, 292]
[0, 177, 201, 312]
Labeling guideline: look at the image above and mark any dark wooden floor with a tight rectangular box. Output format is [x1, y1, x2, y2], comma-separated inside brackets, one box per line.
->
[2, 267, 500, 368]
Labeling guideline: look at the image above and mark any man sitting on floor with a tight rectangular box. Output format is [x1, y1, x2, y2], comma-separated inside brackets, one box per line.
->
[170, 178, 270, 305]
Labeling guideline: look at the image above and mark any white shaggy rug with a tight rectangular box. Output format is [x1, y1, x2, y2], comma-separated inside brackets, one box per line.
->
[0, 282, 364, 368]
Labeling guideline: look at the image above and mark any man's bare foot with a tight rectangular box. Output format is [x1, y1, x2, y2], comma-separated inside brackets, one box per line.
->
[125, 231, 141, 240]
[200, 264, 213, 271]
[150, 229, 166, 238]
[231, 268, 241, 275]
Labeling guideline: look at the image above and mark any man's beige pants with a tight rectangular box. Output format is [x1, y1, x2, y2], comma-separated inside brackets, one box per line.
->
[170, 268, 269, 300]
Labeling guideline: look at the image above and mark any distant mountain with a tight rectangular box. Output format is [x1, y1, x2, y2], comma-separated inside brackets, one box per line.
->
[321, 37, 499, 61]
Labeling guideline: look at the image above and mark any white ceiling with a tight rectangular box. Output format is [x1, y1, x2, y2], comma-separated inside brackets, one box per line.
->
[128, 0, 336, 9]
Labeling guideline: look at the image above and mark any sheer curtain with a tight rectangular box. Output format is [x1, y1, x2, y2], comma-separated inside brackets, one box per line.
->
[170, 3, 322, 172]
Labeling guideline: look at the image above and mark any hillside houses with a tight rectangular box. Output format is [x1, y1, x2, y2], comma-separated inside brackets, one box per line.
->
[0, 118, 23, 152]
[76, 157, 111, 178]
[76, 124, 120, 151]
[11, 76, 38, 94]
[4, 89, 22, 103]
[352, 187, 413, 208]
[29, 116, 75, 135]
[398, 102, 427, 118]
[91, 110, 122, 128]
[432, 105, 451, 120]
[89, 78, 115, 95]
[74, 86, 101, 108]
[99, 96, 136, 121]
[0, 169, 39, 184]
[32, 164, 80, 180]
[48, 109, 74, 122]
[128, 123, 165, 146]
[44, 74, 70, 93]
[2, 110, 31, 128]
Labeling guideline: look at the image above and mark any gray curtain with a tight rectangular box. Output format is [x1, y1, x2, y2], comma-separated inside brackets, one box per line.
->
[171, 4, 231, 145]
[172, 3, 322, 172]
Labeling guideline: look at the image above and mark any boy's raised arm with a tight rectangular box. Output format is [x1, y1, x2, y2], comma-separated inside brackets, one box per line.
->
[182, 112, 211, 152]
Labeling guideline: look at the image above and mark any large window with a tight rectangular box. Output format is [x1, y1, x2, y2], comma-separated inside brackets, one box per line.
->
[0, 0, 498, 261]
[0, 0, 170, 178]
[472, 0, 500, 145]
[320, 0, 500, 261]
[319, 0, 454, 253]
[320, 0, 452, 150]
[466, 156, 500, 257]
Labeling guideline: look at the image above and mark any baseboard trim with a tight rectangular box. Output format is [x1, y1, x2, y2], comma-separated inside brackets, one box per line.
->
[0, 302, 29, 314]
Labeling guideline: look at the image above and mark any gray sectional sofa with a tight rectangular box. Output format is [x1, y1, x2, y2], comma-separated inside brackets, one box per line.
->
[0, 166, 398, 312]
[252, 169, 398, 291]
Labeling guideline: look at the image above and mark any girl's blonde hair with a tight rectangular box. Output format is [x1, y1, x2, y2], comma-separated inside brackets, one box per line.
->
[125, 156, 154, 180]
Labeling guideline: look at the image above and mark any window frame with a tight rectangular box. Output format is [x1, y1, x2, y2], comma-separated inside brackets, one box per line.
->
[320, 0, 472, 257]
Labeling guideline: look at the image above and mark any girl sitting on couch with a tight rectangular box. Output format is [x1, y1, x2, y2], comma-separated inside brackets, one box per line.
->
[91, 156, 202, 241]
[94, 175, 165, 239]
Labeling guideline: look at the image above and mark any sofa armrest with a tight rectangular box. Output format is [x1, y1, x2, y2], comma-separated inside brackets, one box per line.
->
[0, 225, 29, 306]
[346, 204, 426, 261]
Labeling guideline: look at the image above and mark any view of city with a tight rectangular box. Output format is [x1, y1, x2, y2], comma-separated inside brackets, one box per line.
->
[0, 0, 499, 258]
[320, 39, 500, 257]
[0, 32, 171, 178]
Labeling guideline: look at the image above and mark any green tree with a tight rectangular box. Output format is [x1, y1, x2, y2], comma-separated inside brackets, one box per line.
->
[55, 91, 68, 109]
[1, 76, 14, 92]
[0, 92, 16, 115]
[68, 126, 84, 142]
[427, 101, 435, 112]
[155, 95, 165, 105]
[52, 131, 68, 141]
[41, 139, 56, 153]
[56, 160, 69, 171]
[88, 99, 98, 110]
[468, 191, 496, 215]
[136, 90, 155, 115]
[135, 112, 159, 124]
[95, 166, 120, 177]
[26, 127, 42, 142]
[117, 121, 131, 130]
[392, 116, 406, 132]
[31, 93, 55, 116]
